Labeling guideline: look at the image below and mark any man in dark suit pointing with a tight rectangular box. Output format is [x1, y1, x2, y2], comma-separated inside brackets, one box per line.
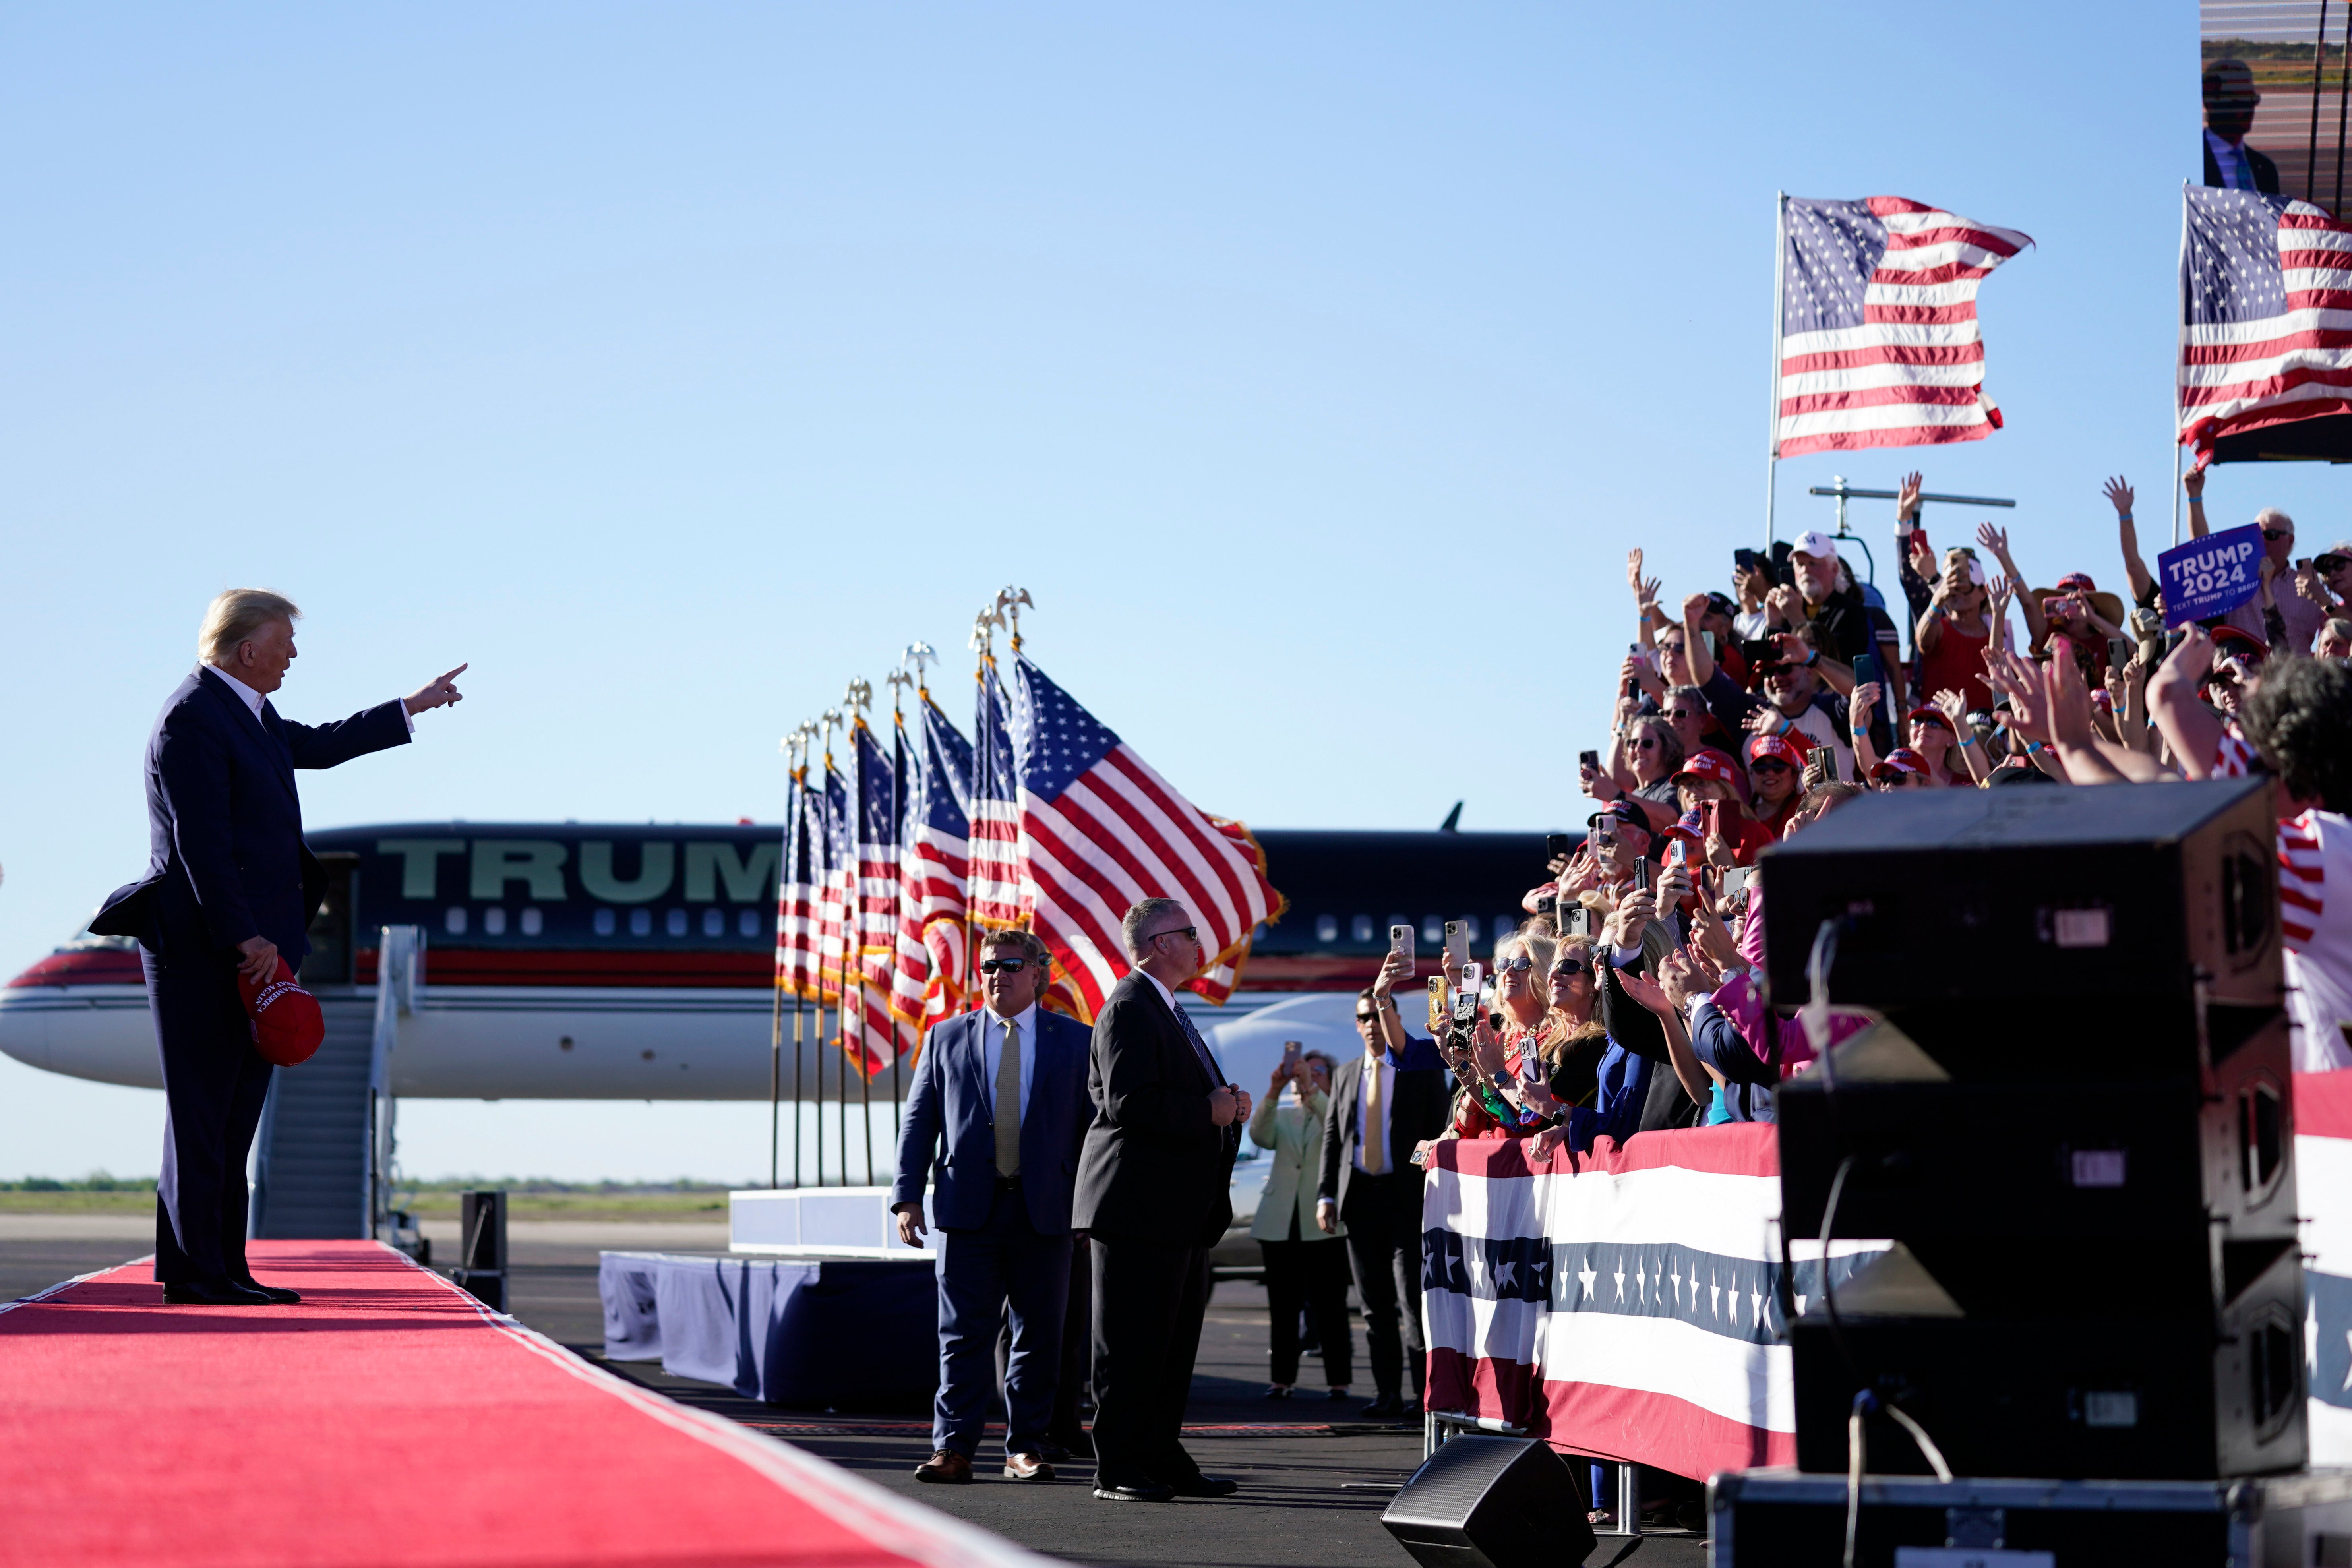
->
[89, 589, 464, 1306]
[1070, 897, 1251, 1503]
[891, 927, 1093, 1485]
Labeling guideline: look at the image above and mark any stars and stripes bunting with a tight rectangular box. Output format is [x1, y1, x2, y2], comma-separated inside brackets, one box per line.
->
[1003, 652, 1284, 1023]
[1423, 1129, 1885, 1481]
[1774, 195, 2031, 458]
[2178, 186, 2352, 461]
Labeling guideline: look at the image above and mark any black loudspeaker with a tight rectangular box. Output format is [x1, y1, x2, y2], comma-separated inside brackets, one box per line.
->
[1778, 1013, 2297, 1243]
[1762, 777, 2281, 1026]
[1789, 1240, 2307, 1479]
[1381, 1435, 1597, 1568]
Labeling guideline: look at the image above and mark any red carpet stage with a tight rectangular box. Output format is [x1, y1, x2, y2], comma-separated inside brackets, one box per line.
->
[0, 1240, 1041, 1568]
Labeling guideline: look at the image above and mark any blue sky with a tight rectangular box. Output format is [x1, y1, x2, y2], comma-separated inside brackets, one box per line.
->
[0, 3, 2292, 1179]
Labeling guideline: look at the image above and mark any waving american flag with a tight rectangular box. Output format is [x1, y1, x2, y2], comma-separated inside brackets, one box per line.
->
[1775, 196, 2031, 457]
[772, 766, 820, 998]
[968, 660, 1025, 933]
[2178, 186, 2352, 461]
[890, 692, 976, 1034]
[846, 719, 907, 1075]
[1004, 654, 1283, 1022]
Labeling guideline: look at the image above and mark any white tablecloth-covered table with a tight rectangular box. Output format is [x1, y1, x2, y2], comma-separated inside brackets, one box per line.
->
[597, 1251, 935, 1408]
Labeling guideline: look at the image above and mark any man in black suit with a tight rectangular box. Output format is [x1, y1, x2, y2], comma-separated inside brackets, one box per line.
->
[1318, 961, 1453, 1419]
[89, 590, 464, 1305]
[1070, 897, 1251, 1503]
[2204, 58, 2281, 194]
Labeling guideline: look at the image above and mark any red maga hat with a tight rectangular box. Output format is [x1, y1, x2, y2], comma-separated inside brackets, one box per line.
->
[240, 958, 324, 1067]
[2209, 625, 2267, 659]
[1870, 748, 1930, 781]
[1744, 731, 1812, 769]
[1672, 748, 1740, 786]
[1905, 705, 1955, 731]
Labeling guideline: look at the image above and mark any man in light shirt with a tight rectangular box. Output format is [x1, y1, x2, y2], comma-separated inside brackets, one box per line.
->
[892, 928, 1094, 1485]
[90, 590, 464, 1307]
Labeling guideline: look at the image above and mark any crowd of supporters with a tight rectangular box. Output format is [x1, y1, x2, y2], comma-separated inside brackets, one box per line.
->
[1394, 471, 2352, 1152]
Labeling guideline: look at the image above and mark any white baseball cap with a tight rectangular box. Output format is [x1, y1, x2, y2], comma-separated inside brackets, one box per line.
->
[1792, 529, 1840, 562]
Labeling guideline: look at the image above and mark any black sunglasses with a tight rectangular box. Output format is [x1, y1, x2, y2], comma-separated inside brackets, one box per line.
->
[2263, 527, 2291, 542]
[978, 957, 1032, 974]
[1354, 1012, 1379, 1024]
[1150, 925, 1199, 945]
[2318, 553, 2350, 574]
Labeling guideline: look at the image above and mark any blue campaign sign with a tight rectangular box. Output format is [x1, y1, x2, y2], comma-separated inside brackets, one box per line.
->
[2157, 523, 2265, 627]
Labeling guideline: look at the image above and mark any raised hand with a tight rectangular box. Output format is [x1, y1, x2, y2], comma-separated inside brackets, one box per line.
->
[1907, 529, 1937, 580]
[1897, 470, 1924, 521]
[404, 663, 469, 715]
[1616, 964, 1678, 1019]
[1933, 687, 1971, 728]
[1627, 549, 1660, 607]
[2102, 476, 2135, 517]
[1851, 679, 1883, 718]
[2184, 465, 2207, 500]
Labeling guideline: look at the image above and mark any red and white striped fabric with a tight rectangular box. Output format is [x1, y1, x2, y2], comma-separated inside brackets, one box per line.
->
[969, 662, 1026, 934]
[891, 696, 976, 1036]
[773, 772, 821, 999]
[1775, 196, 2031, 457]
[2178, 188, 2352, 460]
[1422, 1129, 1884, 1481]
[846, 721, 908, 1076]
[814, 760, 854, 1007]
[2286, 812, 2352, 1072]
[2299, 1069, 2352, 1462]
[1004, 654, 1283, 1023]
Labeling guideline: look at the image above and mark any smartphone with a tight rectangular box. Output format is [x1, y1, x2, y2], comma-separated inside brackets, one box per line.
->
[1444, 920, 1469, 970]
[1388, 923, 1415, 977]
[2107, 635, 2133, 671]
[1562, 902, 1593, 938]
[1460, 960, 1483, 997]
[1591, 819, 1617, 853]
[1721, 865, 1753, 898]
[1425, 976, 1447, 1033]
[1544, 832, 1571, 861]
[1632, 857, 1651, 893]
[1703, 630, 1719, 658]
[1703, 800, 1723, 842]
[1280, 1040, 1303, 1073]
[1734, 547, 1767, 573]
[1578, 749, 1601, 775]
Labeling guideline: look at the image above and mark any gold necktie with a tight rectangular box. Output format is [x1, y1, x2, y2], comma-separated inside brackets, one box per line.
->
[1362, 1059, 1386, 1175]
[994, 1017, 1022, 1179]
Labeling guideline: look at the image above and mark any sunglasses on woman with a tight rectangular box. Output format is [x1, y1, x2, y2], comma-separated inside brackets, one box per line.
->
[1494, 955, 1536, 974]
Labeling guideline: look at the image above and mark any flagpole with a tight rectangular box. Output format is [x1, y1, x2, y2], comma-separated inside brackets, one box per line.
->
[846, 679, 878, 1189]
[817, 707, 842, 1185]
[770, 733, 796, 1189]
[1765, 191, 1787, 549]
[2174, 182, 2190, 547]
[964, 605, 1001, 1012]
[887, 660, 917, 1159]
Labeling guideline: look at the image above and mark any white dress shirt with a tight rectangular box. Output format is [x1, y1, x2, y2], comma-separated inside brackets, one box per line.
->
[205, 664, 415, 735]
[1353, 1049, 1396, 1174]
[980, 1000, 1039, 1122]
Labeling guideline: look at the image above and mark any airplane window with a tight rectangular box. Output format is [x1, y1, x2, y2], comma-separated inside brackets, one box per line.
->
[594, 908, 616, 936]
[738, 909, 759, 937]
[484, 908, 508, 937]
[1351, 916, 1374, 943]
[521, 908, 544, 936]
[666, 909, 688, 937]
[629, 908, 652, 937]
[1420, 916, 1442, 945]
[445, 906, 467, 936]
[1315, 915, 1338, 943]
[701, 908, 723, 937]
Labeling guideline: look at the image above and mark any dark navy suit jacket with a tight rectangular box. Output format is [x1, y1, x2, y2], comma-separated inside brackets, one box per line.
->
[891, 1006, 1094, 1235]
[88, 668, 412, 962]
[1070, 973, 1239, 1248]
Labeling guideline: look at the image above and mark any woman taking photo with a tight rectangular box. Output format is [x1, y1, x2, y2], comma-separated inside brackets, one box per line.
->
[1915, 544, 1998, 713]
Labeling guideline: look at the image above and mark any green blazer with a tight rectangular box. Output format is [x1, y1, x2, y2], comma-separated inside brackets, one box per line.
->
[1245, 1089, 1344, 1243]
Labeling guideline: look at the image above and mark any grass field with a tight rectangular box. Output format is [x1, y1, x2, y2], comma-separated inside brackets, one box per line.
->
[0, 1184, 736, 1222]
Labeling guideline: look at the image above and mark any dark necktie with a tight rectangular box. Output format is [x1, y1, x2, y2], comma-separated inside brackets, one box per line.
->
[1171, 999, 1221, 1084]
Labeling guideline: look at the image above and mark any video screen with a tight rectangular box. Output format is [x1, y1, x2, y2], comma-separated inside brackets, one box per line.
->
[2203, 0, 2352, 213]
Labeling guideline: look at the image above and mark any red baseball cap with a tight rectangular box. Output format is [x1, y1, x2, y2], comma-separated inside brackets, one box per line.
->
[1905, 705, 1954, 732]
[1870, 748, 1930, 782]
[1745, 732, 1812, 770]
[1672, 748, 1740, 787]
[2054, 571, 2097, 594]
[2210, 625, 2267, 660]
[240, 958, 325, 1067]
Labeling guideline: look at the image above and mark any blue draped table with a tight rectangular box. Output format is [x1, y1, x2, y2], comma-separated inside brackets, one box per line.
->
[597, 1251, 936, 1408]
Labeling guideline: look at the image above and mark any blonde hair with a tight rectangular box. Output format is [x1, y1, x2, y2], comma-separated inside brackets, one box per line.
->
[199, 589, 300, 665]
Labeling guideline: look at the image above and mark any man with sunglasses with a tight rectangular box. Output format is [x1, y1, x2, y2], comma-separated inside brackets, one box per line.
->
[2215, 505, 2327, 655]
[892, 929, 1095, 1487]
[1071, 898, 1251, 1502]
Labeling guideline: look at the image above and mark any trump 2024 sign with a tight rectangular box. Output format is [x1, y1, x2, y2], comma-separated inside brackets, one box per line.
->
[2158, 522, 2264, 628]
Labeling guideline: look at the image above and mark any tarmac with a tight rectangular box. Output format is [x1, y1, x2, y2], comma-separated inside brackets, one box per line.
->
[2, 1223, 1708, 1568]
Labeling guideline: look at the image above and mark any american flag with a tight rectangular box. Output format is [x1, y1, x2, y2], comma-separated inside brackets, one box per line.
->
[772, 765, 820, 998]
[968, 660, 1025, 932]
[890, 692, 976, 1035]
[1775, 196, 2031, 458]
[2178, 186, 2352, 461]
[814, 757, 854, 1007]
[846, 719, 906, 1076]
[1003, 653, 1284, 1022]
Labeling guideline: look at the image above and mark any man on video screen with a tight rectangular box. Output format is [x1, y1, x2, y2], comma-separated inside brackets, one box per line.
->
[2205, 57, 2281, 194]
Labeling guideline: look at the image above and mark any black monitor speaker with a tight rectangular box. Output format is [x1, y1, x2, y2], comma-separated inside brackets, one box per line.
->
[1381, 1435, 1597, 1568]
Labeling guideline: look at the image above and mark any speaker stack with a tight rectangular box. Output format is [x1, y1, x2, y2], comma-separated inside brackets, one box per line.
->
[1760, 775, 2304, 1485]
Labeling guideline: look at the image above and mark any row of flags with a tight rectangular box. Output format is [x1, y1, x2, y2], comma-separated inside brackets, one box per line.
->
[773, 641, 1286, 1075]
[1773, 184, 2352, 467]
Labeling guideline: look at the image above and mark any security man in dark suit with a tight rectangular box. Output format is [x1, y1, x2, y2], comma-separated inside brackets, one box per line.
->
[1070, 896, 1251, 1503]
[1318, 956, 1453, 1418]
[88, 590, 464, 1305]
[891, 927, 1094, 1486]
